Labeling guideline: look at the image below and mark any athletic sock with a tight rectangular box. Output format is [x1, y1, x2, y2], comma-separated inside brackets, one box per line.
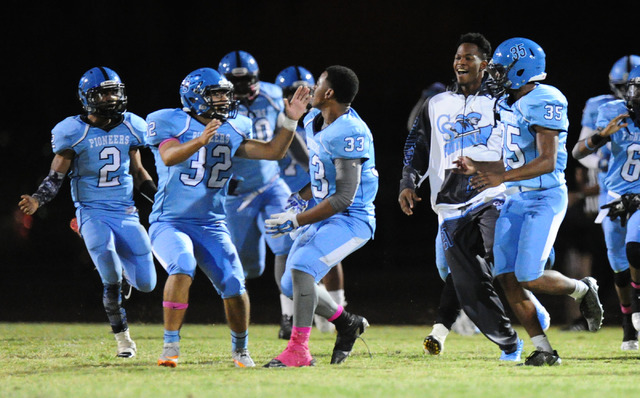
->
[280, 294, 294, 317]
[531, 334, 553, 353]
[430, 323, 449, 342]
[163, 329, 180, 344]
[231, 330, 248, 351]
[569, 280, 589, 300]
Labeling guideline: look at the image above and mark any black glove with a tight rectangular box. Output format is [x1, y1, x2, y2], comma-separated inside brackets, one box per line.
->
[600, 198, 628, 227]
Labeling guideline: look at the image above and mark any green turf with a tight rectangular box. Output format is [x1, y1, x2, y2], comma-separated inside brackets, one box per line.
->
[1, 323, 637, 397]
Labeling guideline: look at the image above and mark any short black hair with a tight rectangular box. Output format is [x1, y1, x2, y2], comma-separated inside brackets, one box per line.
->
[457, 32, 492, 61]
[324, 65, 359, 105]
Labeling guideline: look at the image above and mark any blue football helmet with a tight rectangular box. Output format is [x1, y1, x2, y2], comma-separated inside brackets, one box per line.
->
[625, 65, 640, 118]
[275, 66, 315, 99]
[609, 55, 640, 99]
[180, 68, 238, 121]
[488, 38, 547, 90]
[77, 67, 127, 118]
[218, 50, 260, 100]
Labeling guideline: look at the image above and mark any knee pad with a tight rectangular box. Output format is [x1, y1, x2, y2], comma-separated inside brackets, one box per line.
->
[627, 242, 640, 269]
[168, 253, 197, 278]
[130, 254, 156, 292]
[280, 271, 293, 298]
[614, 268, 631, 288]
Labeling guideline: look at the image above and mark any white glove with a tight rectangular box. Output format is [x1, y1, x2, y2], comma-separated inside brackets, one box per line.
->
[285, 192, 308, 214]
[265, 210, 300, 238]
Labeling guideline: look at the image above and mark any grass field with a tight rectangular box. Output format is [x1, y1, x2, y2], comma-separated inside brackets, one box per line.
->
[1, 322, 637, 398]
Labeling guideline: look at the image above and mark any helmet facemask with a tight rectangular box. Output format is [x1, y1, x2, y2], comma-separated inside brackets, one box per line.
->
[626, 78, 640, 123]
[487, 60, 515, 90]
[201, 86, 238, 121]
[84, 81, 127, 118]
[226, 73, 259, 101]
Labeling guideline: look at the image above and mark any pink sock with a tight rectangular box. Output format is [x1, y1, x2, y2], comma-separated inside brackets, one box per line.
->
[327, 305, 344, 322]
[290, 326, 311, 347]
[621, 304, 633, 314]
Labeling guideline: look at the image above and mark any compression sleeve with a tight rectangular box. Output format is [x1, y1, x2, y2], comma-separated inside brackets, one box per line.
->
[327, 158, 362, 213]
[400, 100, 430, 192]
[32, 170, 65, 206]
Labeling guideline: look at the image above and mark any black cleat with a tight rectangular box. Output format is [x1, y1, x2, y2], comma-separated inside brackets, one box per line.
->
[423, 335, 443, 355]
[278, 315, 293, 340]
[519, 350, 561, 366]
[330, 313, 369, 364]
[578, 277, 604, 332]
[263, 357, 316, 368]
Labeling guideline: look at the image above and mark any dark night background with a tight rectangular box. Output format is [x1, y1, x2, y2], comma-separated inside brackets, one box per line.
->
[1, 2, 638, 329]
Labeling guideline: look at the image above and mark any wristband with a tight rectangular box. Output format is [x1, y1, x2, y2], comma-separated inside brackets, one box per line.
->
[590, 133, 610, 148]
[584, 137, 596, 151]
[281, 116, 298, 131]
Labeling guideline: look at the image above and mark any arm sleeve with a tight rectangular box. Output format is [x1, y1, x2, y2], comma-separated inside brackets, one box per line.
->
[400, 100, 431, 192]
[327, 158, 362, 213]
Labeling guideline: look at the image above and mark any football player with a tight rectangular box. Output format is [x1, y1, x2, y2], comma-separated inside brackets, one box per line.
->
[264, 65, 376, 367]
[462, 37, 604, 365]
[275, 65, 348, 335]
[147, 67, 309, 368]
[569, 56, 640, 349]
[573, 65, 640, 348]
[18, 67, 158, 358]
[218, 51, 296, 339]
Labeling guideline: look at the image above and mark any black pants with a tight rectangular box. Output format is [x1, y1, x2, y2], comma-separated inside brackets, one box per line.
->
[440, 201, 518, 353]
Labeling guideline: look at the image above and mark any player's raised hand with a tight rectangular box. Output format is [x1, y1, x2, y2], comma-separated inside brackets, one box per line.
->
[19, 194, 39, 215]
[199, 119, 222, 146]
[284, 86, 311, 121]
[599, 113, 629, 137]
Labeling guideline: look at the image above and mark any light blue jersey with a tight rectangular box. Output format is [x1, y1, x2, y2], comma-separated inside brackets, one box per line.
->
[303, 108, 378, 232]
[497, 84, 569, 190]
[596, 100, 640, 195]
[280, 107, 378, 295]
[493, 84, 569, 282]
[146, 108, 252, 223]
[582, 94, 615, 207]
[52, 113, 146, 211]
[232, 82, 284, 194]
[278, 125, 310, 193]
[51, 112, 155, 292]
[582, 94, 616, 130]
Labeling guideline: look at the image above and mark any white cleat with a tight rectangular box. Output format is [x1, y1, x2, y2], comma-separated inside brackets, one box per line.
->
[232, 348, 256, 368]
[621, 340, 639, 351]
[114, 329, 137, 358]
[451, 310, 479, 336]
[632, 313, 640, 332]
[423, 323, 449, 355]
